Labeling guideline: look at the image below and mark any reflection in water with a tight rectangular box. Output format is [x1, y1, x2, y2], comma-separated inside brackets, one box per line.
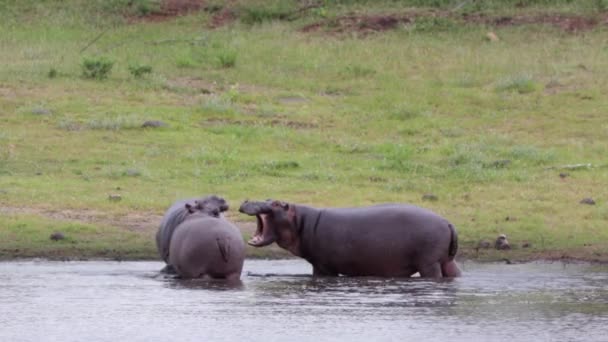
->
[0, 259, 606, 342]
[166, 277, 244, 291]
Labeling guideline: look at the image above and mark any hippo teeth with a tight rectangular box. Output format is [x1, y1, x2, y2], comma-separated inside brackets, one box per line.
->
[248, 235, 263, 246]
[248, 214, 275, 247]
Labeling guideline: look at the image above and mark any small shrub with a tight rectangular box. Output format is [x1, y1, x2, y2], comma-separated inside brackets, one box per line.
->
[263, 160, 300, 170]
[495, 75, 538, 94]
[48, 68, 57, 78]
[409, 17, 458, 33]
[57, 120, 81, 131]
[223, 84, 240, 102]
[175, 56, 197, 68]
[128, 63, 152, 78]
[201, 96, 236, 114]
[103, 0, 161, 16]
[342, 65, 376, 78]
[375, 143, 415, 172]
[217, 50, 237, 68]
[254, 160, 300, 176]
[81, 57, 114, 80]
[406, 0, 456, 7]
[508, 145, 555, 165]
[123, 169, 141, 177]
[240, 3, 293, 25]
[134, 0, 161, 16]
[388, 104, 426, 120]
[86, 115, 142, 130]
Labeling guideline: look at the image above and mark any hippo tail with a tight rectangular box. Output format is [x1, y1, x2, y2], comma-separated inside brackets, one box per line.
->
[447, 223, 458, 260]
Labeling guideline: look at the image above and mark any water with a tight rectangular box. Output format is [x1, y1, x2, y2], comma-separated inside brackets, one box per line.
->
[0, 259, 607, 342]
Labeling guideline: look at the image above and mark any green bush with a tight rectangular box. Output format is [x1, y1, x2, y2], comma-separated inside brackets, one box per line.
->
[128, 63, 152, 78]
[240, 2, 295, 25]
[133, 0, 161, 16]
[81, 57, 114, 80]
[217, 50, 237, 68]
[495, 75, 538, 94]
[47, 68, 57, 79]
[100, 0, 161, 16]
[409, 16, 459, 33]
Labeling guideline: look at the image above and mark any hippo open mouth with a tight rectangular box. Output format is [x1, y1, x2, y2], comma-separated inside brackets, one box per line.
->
[239, 201, 276, 247]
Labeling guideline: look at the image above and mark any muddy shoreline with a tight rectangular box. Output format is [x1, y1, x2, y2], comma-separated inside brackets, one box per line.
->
[2, 205, 607, 263]
[2, 251, 607, 265]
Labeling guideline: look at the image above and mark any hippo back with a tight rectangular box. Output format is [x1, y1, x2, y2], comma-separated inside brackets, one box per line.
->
[169, 216, 246, 279]
[156, 199, 192, 263]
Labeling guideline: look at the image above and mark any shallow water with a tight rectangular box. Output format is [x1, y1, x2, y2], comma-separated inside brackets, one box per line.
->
[0, 259, 607, 342]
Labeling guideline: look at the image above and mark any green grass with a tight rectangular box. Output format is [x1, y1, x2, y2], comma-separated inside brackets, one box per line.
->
[0, 0, 607, 261]
[0, 214, 155, 260]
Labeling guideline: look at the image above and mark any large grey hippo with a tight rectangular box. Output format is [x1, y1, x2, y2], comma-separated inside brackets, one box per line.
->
[239, 199, 462, 278]
[156, 195, 245, 280]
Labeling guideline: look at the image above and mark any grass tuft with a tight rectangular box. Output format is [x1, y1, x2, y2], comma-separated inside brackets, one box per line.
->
[239, 1, 295, 25]
[495, 75, 539, 94]
[217, 49, 237, 68]
[86, 115, 143, 130]
[81, 57, 114, 80]
[128, 63, 152, 78]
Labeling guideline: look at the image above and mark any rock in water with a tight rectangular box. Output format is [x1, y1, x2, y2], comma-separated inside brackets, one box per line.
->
[495, 234, 511, 250]
[50, 232, 65, 241]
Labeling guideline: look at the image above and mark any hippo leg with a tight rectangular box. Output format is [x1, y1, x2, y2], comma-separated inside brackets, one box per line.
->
[313, 266, 338, 277]
[441, 260, 462, 277]
[418, 262, 443, 278]
[160, 264, 177, 275]
[224, 272, 241, 282]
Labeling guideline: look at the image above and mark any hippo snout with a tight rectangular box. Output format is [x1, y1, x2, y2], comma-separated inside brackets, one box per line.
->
[239, 200, 272, 215]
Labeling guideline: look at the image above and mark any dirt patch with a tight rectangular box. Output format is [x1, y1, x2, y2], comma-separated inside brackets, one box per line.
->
[0, 86, 38, 101]
[301, 14, 415, 35]
[131, 0, 237, 26]
[301, 11, 608, 35]
[162, 0, 205, 15]
[1, 205, 265, 236]
[203, 117, 319, 130]
[165, 77, 217, 94]
[209, 8, 237, 28]
[0, 206, 162, 232]
[0, 205, 291, 260]
[459, 243, 608, 264]
[135, 0, 206, 22]
[463, 13, 608, 32]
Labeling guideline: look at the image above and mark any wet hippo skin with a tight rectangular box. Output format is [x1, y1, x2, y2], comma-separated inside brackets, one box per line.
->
[239, 199, 461, 278]
[156, 195, 245, 279]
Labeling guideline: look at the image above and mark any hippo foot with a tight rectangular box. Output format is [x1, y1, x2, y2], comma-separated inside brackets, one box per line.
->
[160, 264, 178, 275]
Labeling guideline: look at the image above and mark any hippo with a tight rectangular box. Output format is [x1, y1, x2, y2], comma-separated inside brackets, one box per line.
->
[156, 195, 245, 280]
[239, 199, 462, 278]
[156, 195, 228, 269]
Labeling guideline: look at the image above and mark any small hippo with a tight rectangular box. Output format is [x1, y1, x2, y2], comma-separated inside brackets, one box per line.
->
[239, 199, 462, 278]
[156, 195, 245, 280]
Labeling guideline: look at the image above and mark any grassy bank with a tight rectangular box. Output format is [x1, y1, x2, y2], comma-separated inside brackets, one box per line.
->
[1, 0, 607, 262]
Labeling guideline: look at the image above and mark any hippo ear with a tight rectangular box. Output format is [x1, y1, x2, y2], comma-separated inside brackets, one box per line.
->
[271, 200, 289, 210]
[185, 203, 195, 213]
[211, 207, 221, 217]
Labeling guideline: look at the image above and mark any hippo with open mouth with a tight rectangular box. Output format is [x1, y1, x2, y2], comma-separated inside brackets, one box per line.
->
[239, 199, 461, 278]
[156, 195, 245, 280]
